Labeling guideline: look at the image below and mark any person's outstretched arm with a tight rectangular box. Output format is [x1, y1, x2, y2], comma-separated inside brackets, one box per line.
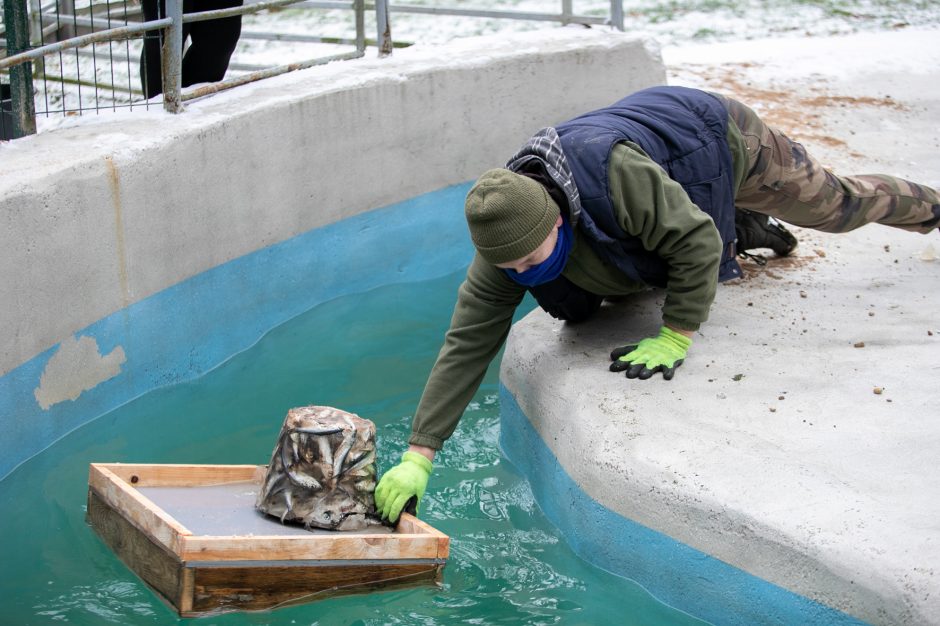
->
[607, 142, 722, 380]
[376, 255, 524, 521]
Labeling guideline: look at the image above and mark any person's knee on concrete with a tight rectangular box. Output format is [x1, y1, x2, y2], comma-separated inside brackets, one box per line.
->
[528, 275, 604, 323]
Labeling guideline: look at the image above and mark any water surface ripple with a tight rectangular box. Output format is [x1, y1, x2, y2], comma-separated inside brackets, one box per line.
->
[0, 270, 708, 625]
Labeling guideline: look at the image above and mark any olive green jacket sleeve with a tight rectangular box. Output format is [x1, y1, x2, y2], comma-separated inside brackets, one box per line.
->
[608, 142, 723, 331]
[409, 143, 724, 449]
[408, 254, 526, 450]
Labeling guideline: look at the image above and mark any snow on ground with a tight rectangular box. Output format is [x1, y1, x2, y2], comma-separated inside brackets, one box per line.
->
[664, 26, 940, 188]
[10, 0, 940, 129]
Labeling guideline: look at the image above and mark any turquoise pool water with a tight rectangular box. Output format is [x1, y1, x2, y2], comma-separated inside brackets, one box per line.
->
[0, 269, 709, 625]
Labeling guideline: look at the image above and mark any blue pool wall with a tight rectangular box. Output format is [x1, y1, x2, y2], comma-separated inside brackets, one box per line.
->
[498, 388, 869, 626]
[0, 184, 474, 479]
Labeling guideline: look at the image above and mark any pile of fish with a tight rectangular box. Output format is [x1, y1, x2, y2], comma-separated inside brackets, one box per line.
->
[256, 405, 385, 531]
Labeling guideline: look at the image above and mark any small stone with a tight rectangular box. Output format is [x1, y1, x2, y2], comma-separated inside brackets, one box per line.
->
[868, 311, 875, 317]
[883, 245, 891, 252]
[873, 387, 883, 395]
[799, 291, 807, 298]
[778, 395, 785, 400]
[732, 374, 744, 382]
[920, 243, 937, 262]
[929, 330, 934, 336]
[853, 341, 865, 348]
[814, 248, 826, 257]
[769, 407, 777, 413]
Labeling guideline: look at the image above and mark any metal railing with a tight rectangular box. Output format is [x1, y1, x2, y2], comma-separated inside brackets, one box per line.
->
[386, 0, 622, 30]
[1, 0, 373, 137]
[2, 0, 624, 140]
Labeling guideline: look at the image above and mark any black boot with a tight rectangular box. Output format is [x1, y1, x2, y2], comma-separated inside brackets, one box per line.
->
[735, 209, 798, 257]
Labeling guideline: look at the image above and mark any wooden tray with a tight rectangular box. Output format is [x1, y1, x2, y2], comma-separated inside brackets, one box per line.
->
[86, 463, 449, 617]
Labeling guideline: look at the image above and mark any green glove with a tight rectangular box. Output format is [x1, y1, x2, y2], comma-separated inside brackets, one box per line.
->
[375, 451, 433, 522]
[609, 326, 692, 381]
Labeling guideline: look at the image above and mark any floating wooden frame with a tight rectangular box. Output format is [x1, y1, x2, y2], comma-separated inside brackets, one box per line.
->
[86, 463, 449, 617]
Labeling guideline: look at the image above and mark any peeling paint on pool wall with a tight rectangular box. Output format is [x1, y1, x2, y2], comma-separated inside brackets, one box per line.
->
[34, 335, 126, 409]
[0, 183, 475, 479]
[0, 29, 665, 479]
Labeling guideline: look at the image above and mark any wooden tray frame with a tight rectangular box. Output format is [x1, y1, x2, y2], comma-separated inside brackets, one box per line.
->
[87, 463, 449, 617]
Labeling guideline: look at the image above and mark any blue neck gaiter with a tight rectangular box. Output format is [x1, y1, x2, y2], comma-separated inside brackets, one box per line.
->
[503, 217, 573, 287]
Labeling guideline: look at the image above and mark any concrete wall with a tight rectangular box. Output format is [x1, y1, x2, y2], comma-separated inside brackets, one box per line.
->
[499, 220, 940, 624]
[496, 27, 940, 626]
[0, 28, 665, 478]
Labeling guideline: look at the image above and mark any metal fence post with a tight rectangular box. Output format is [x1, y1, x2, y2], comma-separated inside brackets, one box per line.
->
[27, 0, 42, 41]
[609, 0, 624, 30]
[28, 0, 46, 78]
[162, 0, 184, 112]
[3, 0, 37, 137]
[375, 0, 392, 57]
[354, 0, 365, 53]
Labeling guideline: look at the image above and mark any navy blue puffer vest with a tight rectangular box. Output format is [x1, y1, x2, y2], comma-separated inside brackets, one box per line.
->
[555, 86, 742, 285]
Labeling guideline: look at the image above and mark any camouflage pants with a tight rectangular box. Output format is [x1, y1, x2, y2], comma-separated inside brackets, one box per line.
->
[718, 94, 940, 234]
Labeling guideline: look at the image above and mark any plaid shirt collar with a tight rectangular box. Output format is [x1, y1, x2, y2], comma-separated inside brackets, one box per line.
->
[505, 127, 583, 226]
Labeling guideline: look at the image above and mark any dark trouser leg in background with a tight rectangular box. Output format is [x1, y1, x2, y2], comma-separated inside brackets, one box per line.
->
[182, 0, 243, 87]
[140, 0, 168, 99]
[139, 0, 242, 98]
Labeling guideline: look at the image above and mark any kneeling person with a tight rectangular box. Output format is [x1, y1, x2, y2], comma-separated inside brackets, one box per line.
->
[374, 85, 940, 523]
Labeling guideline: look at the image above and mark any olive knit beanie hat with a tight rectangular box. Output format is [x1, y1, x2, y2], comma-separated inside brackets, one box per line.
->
[464, 169, 561, 265]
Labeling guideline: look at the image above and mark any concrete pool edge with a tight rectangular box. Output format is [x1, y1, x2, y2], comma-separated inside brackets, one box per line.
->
[498, 385, 868, 626]
[497, 218, 940, 624]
